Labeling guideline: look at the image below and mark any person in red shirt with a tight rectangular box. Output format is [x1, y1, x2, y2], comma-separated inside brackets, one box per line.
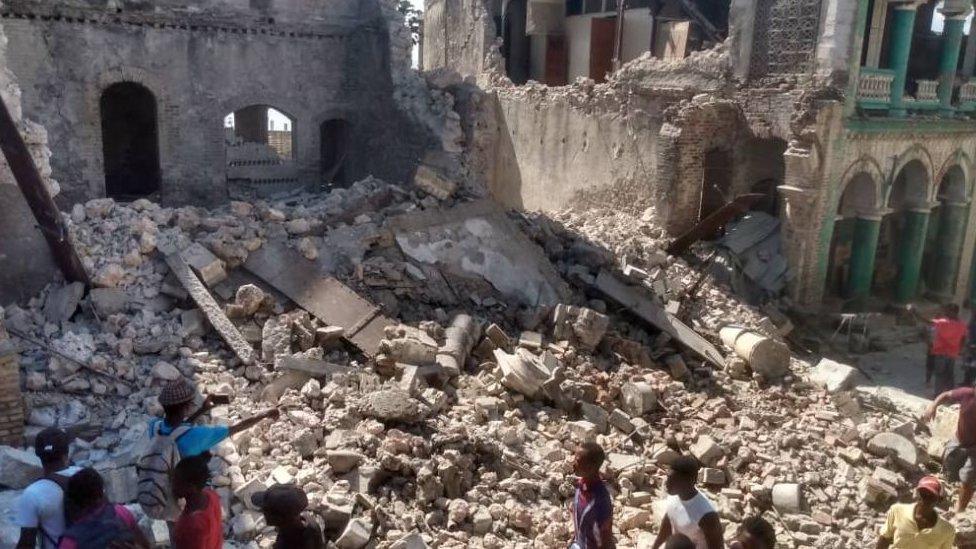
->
[172, 454, 223, 549]
[912, 304, 967, 396]
[923, 379, 976, 511]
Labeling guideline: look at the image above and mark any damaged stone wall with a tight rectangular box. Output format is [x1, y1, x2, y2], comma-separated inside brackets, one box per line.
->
[1, 0, 423, 206]
[0, 0, 59, 305]
[423, 0, 498, 78]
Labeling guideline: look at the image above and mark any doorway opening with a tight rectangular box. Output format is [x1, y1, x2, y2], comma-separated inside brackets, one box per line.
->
[320, 119, 351, 186]
[100, 83, 161, 199]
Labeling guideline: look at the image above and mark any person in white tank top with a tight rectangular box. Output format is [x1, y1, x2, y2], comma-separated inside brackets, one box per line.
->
[651, 455, 724, 549]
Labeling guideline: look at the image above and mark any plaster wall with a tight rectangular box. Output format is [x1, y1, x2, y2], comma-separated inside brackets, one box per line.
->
[2, 0, 409, 207]
[566, 9, 653, 81]
[423, 0, 497, 78]
[489, 88, 664, 213]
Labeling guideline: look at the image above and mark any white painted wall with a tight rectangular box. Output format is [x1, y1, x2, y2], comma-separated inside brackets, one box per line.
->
[566, 9, 654, 81]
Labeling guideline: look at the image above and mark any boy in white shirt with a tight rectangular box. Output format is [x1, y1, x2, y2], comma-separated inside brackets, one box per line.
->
[651, 456, 723, 549]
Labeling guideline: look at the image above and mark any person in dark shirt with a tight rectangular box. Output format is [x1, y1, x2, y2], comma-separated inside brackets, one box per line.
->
[172, 454, 222, 549]
[251, 484, 325, 549]
[923, 384, 976, 511]
[730, 516, 776, 549]
[569, 442, 613, 549]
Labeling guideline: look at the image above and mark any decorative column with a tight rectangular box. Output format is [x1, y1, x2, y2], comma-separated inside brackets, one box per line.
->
[895, 205, 933, 302]
[930, 200, 971, 298]
[938, 3, 972, 115]
[846, 211, 885, 304]
[887, 1, 924, 118]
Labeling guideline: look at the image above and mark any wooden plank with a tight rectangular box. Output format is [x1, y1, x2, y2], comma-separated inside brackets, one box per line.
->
[594, 270, 725, 367]
[243, 242, 395, 356]
[163, 253, 255, 365]
[666, 193, 764, 256]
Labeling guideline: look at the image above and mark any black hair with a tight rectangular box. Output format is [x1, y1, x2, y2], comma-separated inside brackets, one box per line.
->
[65, 468, 105, 511]
[670, 455, 701, 480]
[664, 533, 696, 549]
[946, 304, 961, 318]
[740, 516, 777, 549]
[174, 452, 211, 489]
[163, 402, 189, 418]
[578, 442, 606, 469]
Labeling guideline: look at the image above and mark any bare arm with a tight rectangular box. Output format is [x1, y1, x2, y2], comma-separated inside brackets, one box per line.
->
[700, 513, 723, 549]
[922, 391, 956, 422]
[652, 515, 672, 549]
[876, 535, 892, 549]
[16, 528, 37, 549]
[228, 408, 279, 436]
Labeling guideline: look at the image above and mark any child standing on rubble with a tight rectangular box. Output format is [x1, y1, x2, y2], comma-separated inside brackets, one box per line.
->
[171, 454, 223, 549]
[569, 442, 614, 549]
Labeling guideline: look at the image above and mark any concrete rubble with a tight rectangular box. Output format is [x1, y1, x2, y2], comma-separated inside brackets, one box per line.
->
[0, 173, 961, 548]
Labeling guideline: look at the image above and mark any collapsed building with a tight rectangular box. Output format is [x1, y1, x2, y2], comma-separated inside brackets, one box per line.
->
[424, 0, 976, 310]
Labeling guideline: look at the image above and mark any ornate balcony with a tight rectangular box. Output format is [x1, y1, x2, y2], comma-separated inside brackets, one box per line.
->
[914, 79, 939, 101]
[857, 68, 895, 108]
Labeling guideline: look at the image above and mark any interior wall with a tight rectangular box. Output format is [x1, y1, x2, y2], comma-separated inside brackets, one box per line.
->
[566, 9, 653, 81]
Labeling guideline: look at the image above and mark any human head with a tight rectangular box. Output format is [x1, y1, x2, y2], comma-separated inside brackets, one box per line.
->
[945, 304, 961, 319]
[665, 455, 700, 496]
[573, 442, 606, 479]
[251, 484, 309, 528]
[916, 475, 942, 510]
[65, 468, 105, 513]
[172, 453, 211, 500]
[34, 427, 70, 469]
[159, 377, 197, 421]
[664, 533, 696, 549]
[730, 516, 777, 549]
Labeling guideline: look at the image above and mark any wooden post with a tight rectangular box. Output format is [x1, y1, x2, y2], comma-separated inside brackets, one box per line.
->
[0, 95, 90, 285]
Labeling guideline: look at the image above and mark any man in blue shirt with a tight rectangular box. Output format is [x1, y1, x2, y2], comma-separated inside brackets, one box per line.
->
[152, 377, 278, 457]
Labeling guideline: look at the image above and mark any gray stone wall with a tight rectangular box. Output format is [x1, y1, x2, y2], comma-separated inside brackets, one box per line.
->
[423, 0, 497, 78]
[2, 0, 422, 206]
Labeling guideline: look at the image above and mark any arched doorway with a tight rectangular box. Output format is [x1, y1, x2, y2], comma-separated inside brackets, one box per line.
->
[877, 159, 931, 302]
[826, 172, 879, 301]
[223, 106, 298, 194]
[924, 165, 969, 299]
[320, 119, 351, 186]
[503, 0, 530, 85]
[100, 83, 161, 199]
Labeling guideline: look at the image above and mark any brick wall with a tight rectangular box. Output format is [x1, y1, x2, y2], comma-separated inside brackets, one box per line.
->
[0, 314, 24, 446]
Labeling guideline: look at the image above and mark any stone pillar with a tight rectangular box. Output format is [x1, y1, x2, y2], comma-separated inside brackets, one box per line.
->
[895, 207, 932, 302]
[930, 200, 971, 298]
[887, 2, 923, 118]
[938, 5, 971, 115]
[846, 213, 883, 304]
[0, 309, 24, 446]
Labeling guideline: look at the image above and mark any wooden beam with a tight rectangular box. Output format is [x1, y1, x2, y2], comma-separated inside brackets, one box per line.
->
[0, 95, 89, 286]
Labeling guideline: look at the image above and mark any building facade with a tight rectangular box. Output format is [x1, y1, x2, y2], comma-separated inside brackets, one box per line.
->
[425, 0, 976, 310]
[2, 0, 427, 206]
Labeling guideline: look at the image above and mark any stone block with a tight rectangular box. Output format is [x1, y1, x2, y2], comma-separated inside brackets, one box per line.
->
[472, 507, 493, 535]
[689, 436, 724, 467]
[771, 483, 804, 513]
[485, 323, 511, 351]
[518, 331, 543, 350]
[566, 420, 598, 442]
[90, 288, 129, 316]
[180, 309, 209, 338]
[608, 408, 635, 433]
[180, 243, 227, 287]
[866, 432, 918, 469]
[43, 282, 85, 323]
[698, 467, 727, 486]
[327, 450, 364, 474]
[413, 164, 457, 200]
[579, 402, 609, 433]
[809, 358, 862, 393]
[0, 446, 42, 489]
[620, 382, 657, 417]
[335, 518, 373, 549]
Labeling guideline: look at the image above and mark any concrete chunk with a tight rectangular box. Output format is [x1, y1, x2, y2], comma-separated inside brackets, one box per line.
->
[809, 358, 862, 393]
[335, 518, 373, 549]
[43, 282, 85, 323]
[867, 432, 918, 469]
[689, 436, 724, 467]
[89, 288, 129, 316]
[771, 483, 804, 513]
[180, 242, 227, 287]
[621, 382, 657, 416]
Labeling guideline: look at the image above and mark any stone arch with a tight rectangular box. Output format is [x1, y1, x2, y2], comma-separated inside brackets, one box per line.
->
[99, 82, 161, 199]
[887, 158, 931, 210]
[835, 156, 886, 215]
[887, 144, 936, 203]
[313, 107, 358, 186]
[935, 150, 973, 201]
[220, 98, 304, 196]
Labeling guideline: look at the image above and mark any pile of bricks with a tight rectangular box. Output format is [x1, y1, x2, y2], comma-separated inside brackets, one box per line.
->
[0, 314, 23, 446]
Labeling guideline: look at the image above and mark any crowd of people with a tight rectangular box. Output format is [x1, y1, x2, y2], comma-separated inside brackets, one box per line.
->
[11, 320, 976, 549]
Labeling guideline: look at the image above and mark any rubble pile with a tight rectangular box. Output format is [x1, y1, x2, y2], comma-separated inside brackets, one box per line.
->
[0, 178, 955, 548]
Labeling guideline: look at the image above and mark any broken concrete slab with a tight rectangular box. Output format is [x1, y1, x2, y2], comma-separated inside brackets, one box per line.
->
[163, 253, 255, 364]
[593, 270, 724, 366]
[866, 432, 918, 469]
[360, 389, 421, 423]
[244, 242, 395, 356]
[89, 288, 128, 317]
[276, 355, 350, 378]
[389, 200, 570, 307]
